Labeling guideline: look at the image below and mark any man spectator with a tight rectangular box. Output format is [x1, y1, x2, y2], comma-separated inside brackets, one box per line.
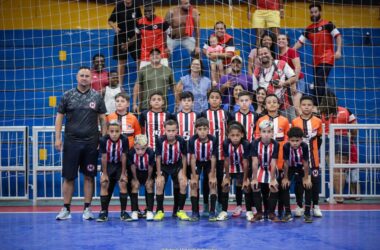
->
[218, 55, 252, 106]
[91, 54, 109, 93]
[165, 0, 201, 57]
[127, 3, 170, 69]
[133, 48, 174, 113]
[108, 0, 142, 85]
[253, 47, 296, 121]
[55, 67, 107, 220]
[293, 3, 342, 106]
[247, 0, 284, 46]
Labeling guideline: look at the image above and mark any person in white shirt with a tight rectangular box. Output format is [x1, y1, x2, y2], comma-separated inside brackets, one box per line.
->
[103, 70, 123, 115]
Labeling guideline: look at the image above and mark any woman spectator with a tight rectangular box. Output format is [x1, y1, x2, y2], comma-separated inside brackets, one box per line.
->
[277, 34, 305, 115]
[175, 58, 213, 113]
[248, 31, 277, 75]
[253, 86, 267, 117]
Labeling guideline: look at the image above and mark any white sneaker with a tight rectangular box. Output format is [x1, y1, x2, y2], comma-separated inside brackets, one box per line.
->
[246, 211, 254, 221]
[56, 207, 71, 220]
[146, 211, 154, 221]
[295, 206, 304, 217]
[252, 207, 257, 215]
[216, 211, 228, 221]
[82, 207, 94, 220]
[313, 205, 323, 217]
[131, 211, 139, 221]
[232, 206, 242, 217]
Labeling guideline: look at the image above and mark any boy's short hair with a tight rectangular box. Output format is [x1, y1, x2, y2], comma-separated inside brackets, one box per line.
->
[195, 117, 209, 128]
[259, 120, 273, 130]
[180, 91, 194, 101]
[164, 119, 178, 127]
[300, 95, 314, 104]
[264, 94, 280, 103]
[287, 127, 304, 138]
[107, 119, 121, 128]
[134, 134, 148, 146]
[115, 92, 130, 101]
[238, 91, 253, 100]
[149, 90, 164, 100]
[207, 88, 222, 99]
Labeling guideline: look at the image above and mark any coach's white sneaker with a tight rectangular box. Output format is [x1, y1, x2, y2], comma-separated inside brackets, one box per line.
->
[131, 211, 139, 221]
[295, 206, 304, 217]
[313, 205, 323, 217]
[56, 207, 71, 220]
[146, 211, 154, 221]
[246, 211, 254, 221]
[82, 207, 94, 220]
[216, 211, 228, 221]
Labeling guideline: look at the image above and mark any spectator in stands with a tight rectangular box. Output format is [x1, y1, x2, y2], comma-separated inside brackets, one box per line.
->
[222, 84, 254, 113]
[253, 86, 267, 116]
[175, 58, 212, 113]
[108, 0, 142, 85]
[91, 54, 109, 93]
[165, 0, 201, 57]
[320, 91, 357, 204]
[206, 36, 225, 85]
[55, 67, 107, 220]
[253, 47, 296, 121]
[203, 21, 235, 71]
[103, 70, 123, 115]
[133, 48, 174, 113]
[248, 31, 277, 76]
[127, 3, 170, 69]
[277, 34, 305, 115]
[247, 0, 284, 46]
[293, 3, 342, 106]
[217, 55, 253, 106]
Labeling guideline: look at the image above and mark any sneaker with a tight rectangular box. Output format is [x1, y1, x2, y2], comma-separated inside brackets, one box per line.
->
[251, 212, 264, 222]
[246, 211, 254, 221]
[282, 213, 293, 222]
[82, 207, 94, 220]
[131, 211, 139, 221]
[138, 209, 147, 219]
[176, 210, 190, 221]
[209, 211, 217, 222]
[153, 210, 165, 221]
[190, 212, 200, 222]
[120, 211, 132, 221]
[313, 205, 323, 217]
[232, 206, 242, 217]
[295, 206, 304, 217]
[202, 204, 209, 217]
[56, 207, 71, 220]
[304, 214, 313, 223]
[216, 211, 228, 221]
[268, 213, 281, 222]
[146, 211, 154, 221]
[252, 207, 257, 215]
[96, 210, 108, 222]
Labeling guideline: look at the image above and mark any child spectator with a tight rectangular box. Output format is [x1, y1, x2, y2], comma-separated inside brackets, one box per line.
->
[207, 36, 225, 85]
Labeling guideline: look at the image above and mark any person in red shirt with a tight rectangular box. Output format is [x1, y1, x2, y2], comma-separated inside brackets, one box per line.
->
[91, 54, 109, 93]
[293, 3, 342, 106]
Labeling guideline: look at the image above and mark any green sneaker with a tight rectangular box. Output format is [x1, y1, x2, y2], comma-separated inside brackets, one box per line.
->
[176, 210, 190, 221]
[208, 211, 217, 222]
[153, 210, 165, 221]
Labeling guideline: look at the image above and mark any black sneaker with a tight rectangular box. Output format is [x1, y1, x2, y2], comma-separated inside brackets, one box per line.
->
[282, 213, 293, 222]
[304, 214, 313, 223]
[120, 211, 132, 222]
[138, 209, 147, 219]
[96, 210, 108, 222]
[190, 212, 200, 222]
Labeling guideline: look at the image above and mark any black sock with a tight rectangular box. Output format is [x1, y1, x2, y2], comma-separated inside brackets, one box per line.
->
[282, 187, 291, 213]
[178, 193, 186, 210]
[173, 188, 179, 212]
[295, 181, 304, 207]
[221, 192, 229, 212]
[146, 193, 154, 212]
[119, 193, 128, 211]
[244, 192, 252, 211]
[191, 196, 199, 213]
[64, 203, 71, 212]
[253, 192, 263, 213]
[269, 192, 279, 214]
[236, 186, 243, 206]
[100, 195, 109, 211]
[203, 176, 210, 205]
[84, 202, 90, 210]
[304, 188, 312, 216]
[210, 194, 217, 213]
[156, 194, 164, 212]
[130, 193, 139, 211]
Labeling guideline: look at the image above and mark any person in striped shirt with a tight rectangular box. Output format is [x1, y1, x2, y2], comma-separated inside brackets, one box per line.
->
[250, 120, 280, 222]
[281, 127, 313, 223]
[97, 120, 130, 222]
[129, 135, 156, 221]
[154, 120, 189, 221]
[188, 117, 218, 221]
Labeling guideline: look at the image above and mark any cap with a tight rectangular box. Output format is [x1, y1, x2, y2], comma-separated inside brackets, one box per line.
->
[231, 55, 243, 63]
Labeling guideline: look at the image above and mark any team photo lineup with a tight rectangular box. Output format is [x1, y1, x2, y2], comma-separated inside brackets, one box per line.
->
[54, 0, 359, 225]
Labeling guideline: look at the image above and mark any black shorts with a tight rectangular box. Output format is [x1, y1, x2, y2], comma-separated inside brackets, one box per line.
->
[196, 161, 211, 177]
[112, 34, 140, 61]
[136, 170, 149, 185]
[106, 163, 122, 181]
[62, 139, 98, 180]
[288, 167, 305, 182]
[230, 173, 244, 183]
[162, 164, 182, 188]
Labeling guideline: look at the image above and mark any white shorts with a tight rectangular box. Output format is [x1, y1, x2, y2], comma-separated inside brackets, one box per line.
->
[139, 58, 169, 69]
[167, 36, 195, 54]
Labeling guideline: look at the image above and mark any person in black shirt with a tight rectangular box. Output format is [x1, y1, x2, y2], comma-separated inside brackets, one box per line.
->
[55, 67, 107, 221]
[108, 0, 142, 85]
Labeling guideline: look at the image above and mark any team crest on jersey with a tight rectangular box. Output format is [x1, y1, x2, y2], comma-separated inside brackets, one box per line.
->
[312, 169, 319, 177]
[87, 164, 95, 172]
[154, 130, 161, 136]
[318, 26, 323, 31]
[89, 102, 96, 109]
[183, 131, 190, 141]
[153, 24, 158, 29]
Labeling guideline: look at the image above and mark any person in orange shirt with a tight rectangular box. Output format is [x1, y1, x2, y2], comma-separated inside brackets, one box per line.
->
[107, 92, 142, 149]
[254, 94, 289, 218]
[291, 95, 323, 217]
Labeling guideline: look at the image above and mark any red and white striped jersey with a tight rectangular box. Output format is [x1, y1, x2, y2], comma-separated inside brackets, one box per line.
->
[176, 111, 197, 141]
[156, 135, 187, 166]
[99, 134, 129, 165]
[188, 134, 217, 162]
[232, 111, 257, 143]
[128, 147, 155, 171]
[223, 139, 250, 174]
[251, 139, 279, 183]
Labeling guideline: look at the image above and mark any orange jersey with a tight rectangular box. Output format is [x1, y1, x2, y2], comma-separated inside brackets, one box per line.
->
[255, 114, 290, 169]
[292, 116, 323, 168]
[107, 112, 142, 148]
